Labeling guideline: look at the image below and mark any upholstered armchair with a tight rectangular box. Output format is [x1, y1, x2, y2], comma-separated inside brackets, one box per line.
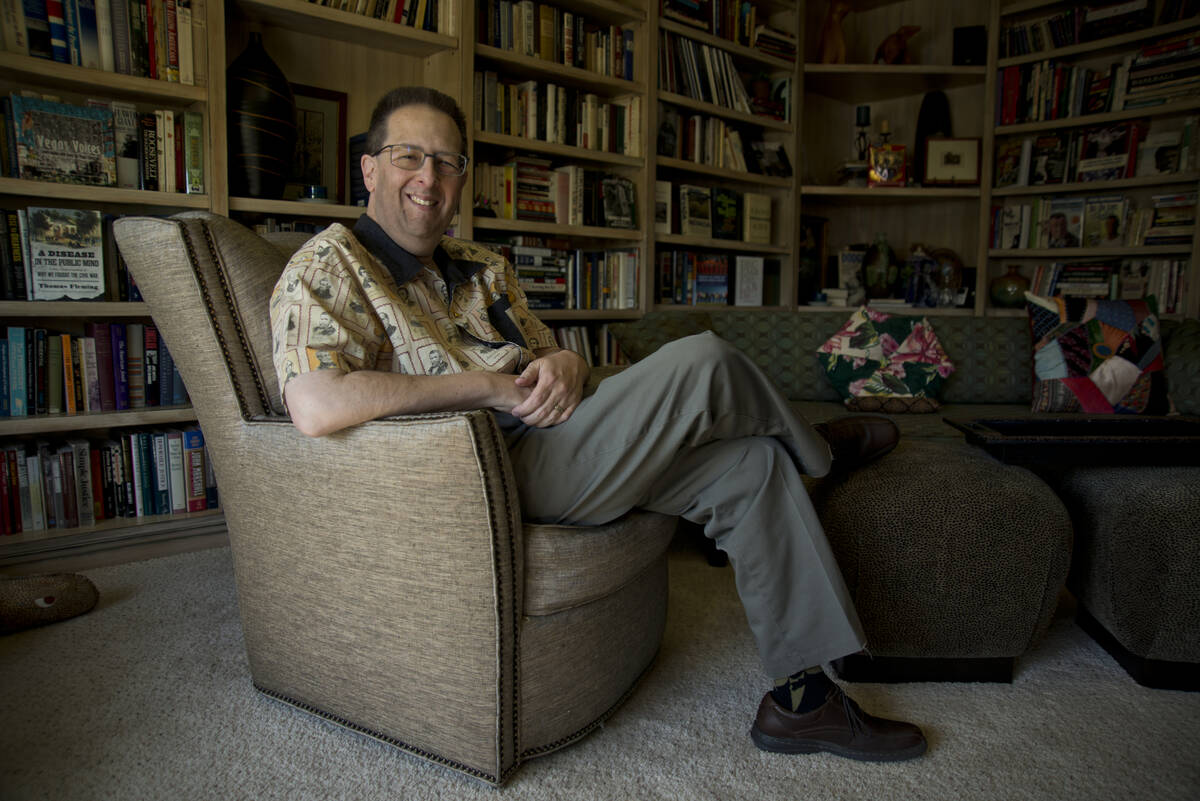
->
[112, 212, 675, 784]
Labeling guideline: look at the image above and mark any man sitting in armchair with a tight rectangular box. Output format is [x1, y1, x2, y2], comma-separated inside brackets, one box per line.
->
[269, 86, 926, 762]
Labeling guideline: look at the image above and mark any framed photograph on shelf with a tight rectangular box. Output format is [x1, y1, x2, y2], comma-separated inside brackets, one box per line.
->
[285, 84, 348, 204]
[923, 137, 981, 186]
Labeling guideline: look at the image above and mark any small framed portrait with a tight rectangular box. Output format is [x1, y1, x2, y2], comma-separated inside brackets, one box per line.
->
[923, 137, 982, 186]
[868, 143, 907, 187]
[286, 83, 348, 204]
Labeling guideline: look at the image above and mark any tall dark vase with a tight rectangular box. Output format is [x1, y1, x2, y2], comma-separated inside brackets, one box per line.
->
[226, 33, 296, 199]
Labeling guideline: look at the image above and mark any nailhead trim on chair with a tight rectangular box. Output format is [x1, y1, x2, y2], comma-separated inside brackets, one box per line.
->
[253, 683, 516, 785]
[467, 410, 522, 773]
[178, 221, 253, 420]
[197, 219, 275, 416]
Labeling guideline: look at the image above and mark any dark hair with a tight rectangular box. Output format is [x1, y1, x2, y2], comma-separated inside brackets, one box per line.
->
[365, 87, 467, 154]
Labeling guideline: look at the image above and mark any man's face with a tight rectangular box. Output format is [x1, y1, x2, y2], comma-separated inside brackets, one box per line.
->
[363, 104, 466, 258]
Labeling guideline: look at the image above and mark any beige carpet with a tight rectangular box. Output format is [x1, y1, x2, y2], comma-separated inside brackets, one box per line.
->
[1, 543, 1197, 800]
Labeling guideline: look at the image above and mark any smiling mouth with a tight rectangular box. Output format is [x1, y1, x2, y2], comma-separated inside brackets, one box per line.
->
[408, 194, 437, 207]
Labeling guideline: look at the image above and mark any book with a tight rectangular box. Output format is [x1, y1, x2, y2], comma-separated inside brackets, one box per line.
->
[25, 207, 105, 301]
[182, 426, 206, 512]
[749, 140, 792, 177]
[125, 322, 145, 407]
[653, 180, 672, 235]
[733, 255, 764, 307]
[710, 187, 740, 240]
[111, 100, 141, 189]
[182, 110, 203, 193]
[600, 176, 635, 228]
[1082, 195, 1129, 247]
[1044, 197, 1085, 248]
[1134, 129, 1182, 176]
[993, 138, 1027, 188]
[742, 192, 771, 244]
[1029, 132, 1070, 185]
[693, 253, 728, 305]
[8, 95, 116, 186]
[6, 326, 27, 416]
[678, 184, 712, 237]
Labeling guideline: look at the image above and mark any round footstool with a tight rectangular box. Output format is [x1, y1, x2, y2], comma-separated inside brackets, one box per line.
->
[806, 439, 1072, 682]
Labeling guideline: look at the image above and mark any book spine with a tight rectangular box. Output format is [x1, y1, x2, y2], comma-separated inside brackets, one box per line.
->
[137, 111, 158, 191]
[182, 427, 205, 512]
[109, 322, 128, 410]
[183, 110, 203, 193]
[46, 0, 70, 62]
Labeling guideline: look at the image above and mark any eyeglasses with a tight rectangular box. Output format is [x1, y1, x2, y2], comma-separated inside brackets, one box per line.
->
[372, 144, 469, 177]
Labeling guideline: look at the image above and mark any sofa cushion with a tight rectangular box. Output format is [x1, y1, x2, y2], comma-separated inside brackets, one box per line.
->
[1026, 294, 1170, 414]
[608, 311, 713, 362]
[815, 306, 955, 404]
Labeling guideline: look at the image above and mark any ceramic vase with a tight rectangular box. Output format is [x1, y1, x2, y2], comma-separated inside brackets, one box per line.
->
[226, 33, 296, 199]
[990, 265, 1031, 308]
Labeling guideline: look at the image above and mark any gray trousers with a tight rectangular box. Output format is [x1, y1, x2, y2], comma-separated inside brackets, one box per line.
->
[502, 332, 866, 677]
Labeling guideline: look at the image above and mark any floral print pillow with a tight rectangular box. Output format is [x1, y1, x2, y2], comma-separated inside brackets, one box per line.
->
[816, 306, 956, 407]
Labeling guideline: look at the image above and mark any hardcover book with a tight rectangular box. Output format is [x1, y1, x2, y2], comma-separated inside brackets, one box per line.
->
[678, 184, 712, 237]
[9, 96, 116, 186]
[111, 100, 141, 189]
[749, 140, 792, 177]
[710, 187, 741, 240]
[25, 207, 106, 301]
[1083, 195, 1130, 246]
[743, 192, 771, 244]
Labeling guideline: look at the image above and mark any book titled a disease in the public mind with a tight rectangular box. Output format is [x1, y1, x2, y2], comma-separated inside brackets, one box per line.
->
[26, 207, 106, 301]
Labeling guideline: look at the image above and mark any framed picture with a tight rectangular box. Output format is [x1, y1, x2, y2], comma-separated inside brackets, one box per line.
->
[924, 137, 981, 186]
[285, 83, 348, 204]
[868, 143, 907, 187]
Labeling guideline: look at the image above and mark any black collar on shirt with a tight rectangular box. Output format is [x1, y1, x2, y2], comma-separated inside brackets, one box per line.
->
[352, 214, 484, 297]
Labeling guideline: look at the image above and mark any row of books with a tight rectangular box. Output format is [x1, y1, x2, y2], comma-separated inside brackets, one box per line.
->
[1027, 257, 1189, 311]
[656, 250, 770, 307]
[990, 191, 1197, 250]
[997, 31, 1200, 125]
[304, 0, 442, 31]
[997, 0, 1170, 58]
[549, 324, 628, 368]
[481, 235, 640, 311]
[474, 159, 636, 229]
[2, 94, 205, 193]
[657, 107, 794, 178]
[475, 1, 635, 80]
[659, 30, 756, 118]
[660, 0, 796, 62]
[0, 428, 216, 536]
[995, 119, 1181, 189]
[1, 0, 207, 86]
[661, 182, 771, 245]
[473, 74, 642, 156]
[0, 207, 142, 302]
[2, 322, 188, 419]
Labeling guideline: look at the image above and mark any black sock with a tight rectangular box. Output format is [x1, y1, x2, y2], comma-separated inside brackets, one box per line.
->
[771, 666, 834, 714]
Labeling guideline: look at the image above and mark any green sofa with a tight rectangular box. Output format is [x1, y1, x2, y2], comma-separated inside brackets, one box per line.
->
[608, 310, 1200, 689]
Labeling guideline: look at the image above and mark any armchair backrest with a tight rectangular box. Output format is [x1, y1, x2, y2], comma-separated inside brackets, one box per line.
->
[113, 212, 301, 421]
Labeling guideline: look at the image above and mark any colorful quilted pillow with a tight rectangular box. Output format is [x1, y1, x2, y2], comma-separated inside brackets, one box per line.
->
[816, 306, 955, 410]
[1026, 293, 1172, 414]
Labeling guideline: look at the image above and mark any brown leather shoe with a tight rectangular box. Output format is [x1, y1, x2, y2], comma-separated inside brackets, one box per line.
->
[751, 687, 927, 762]
[813, 415, 900, 471]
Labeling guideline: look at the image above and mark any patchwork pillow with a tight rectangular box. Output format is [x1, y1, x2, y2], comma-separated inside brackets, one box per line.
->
[1026, 293, 1172, 414]
[816, 306, 956, 412]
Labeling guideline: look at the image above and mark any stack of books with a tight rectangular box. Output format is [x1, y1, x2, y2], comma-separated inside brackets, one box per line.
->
[1122, 33, 1200, 111]
[1144, 192, 1196, 246]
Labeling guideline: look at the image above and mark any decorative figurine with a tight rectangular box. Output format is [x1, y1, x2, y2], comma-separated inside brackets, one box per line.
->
[818, 0, 851, 64]
[874, 25, 921, 65]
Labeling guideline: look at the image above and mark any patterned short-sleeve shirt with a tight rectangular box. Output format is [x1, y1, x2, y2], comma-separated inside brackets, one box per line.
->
[270, 215, 557, 399]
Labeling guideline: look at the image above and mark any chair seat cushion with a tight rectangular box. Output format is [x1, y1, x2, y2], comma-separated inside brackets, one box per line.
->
[523, 511, 676, 616]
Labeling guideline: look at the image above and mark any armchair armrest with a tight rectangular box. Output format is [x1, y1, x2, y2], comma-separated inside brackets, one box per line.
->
[217, 408, 522, 781]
